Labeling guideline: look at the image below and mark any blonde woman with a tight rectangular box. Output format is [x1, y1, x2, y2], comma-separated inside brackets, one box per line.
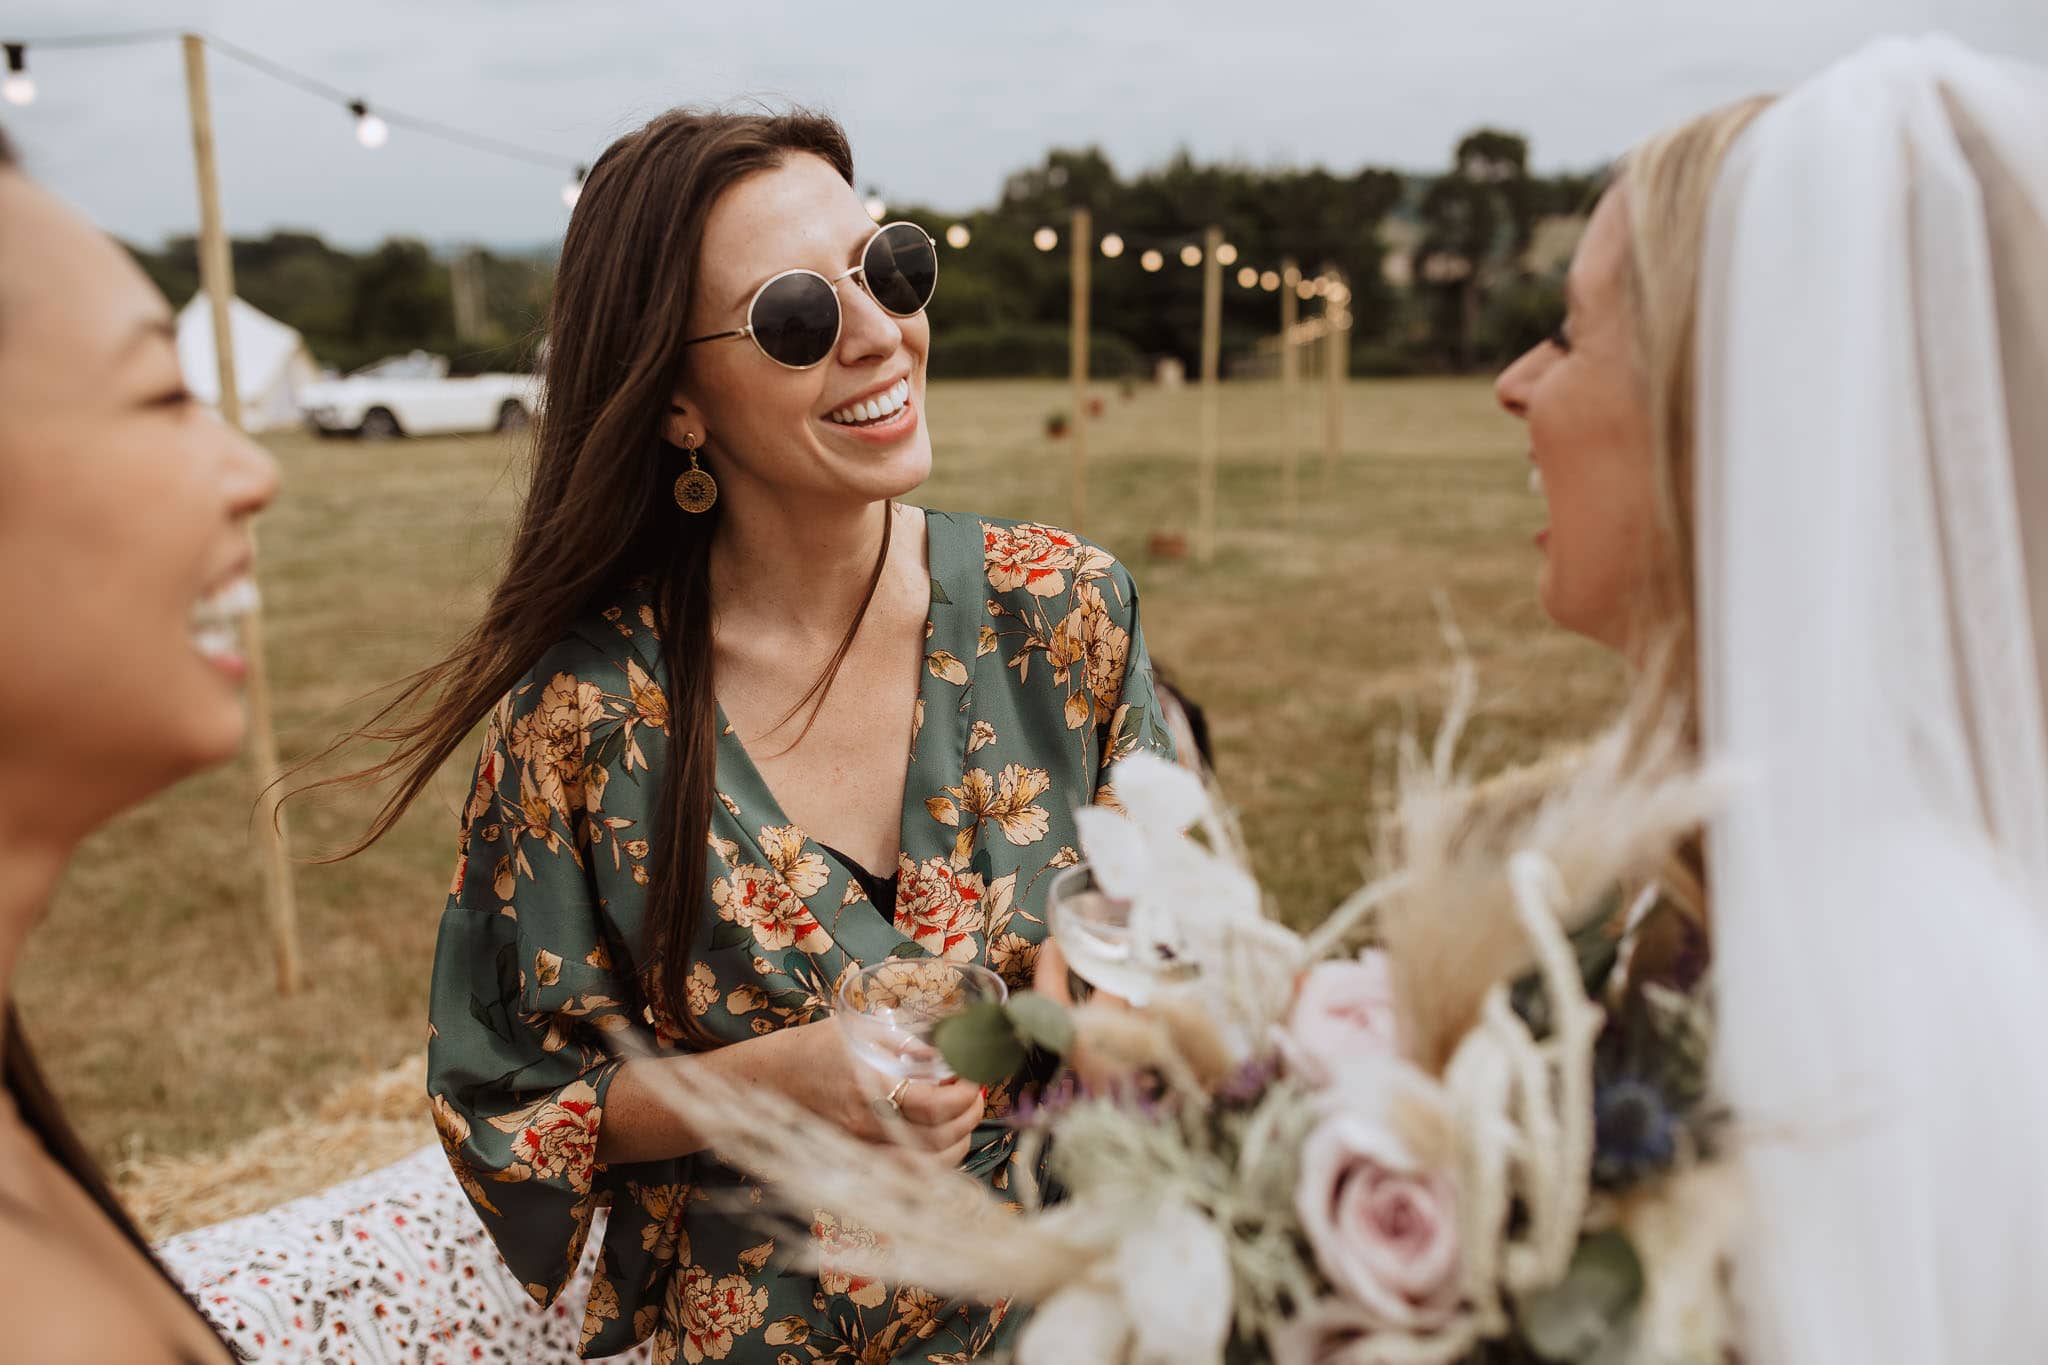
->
[1496, 36, 2048, 1362]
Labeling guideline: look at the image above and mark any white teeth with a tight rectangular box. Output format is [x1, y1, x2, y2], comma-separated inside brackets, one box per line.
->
[1528, 467, 1544, 495]
[191, 576, 261, 659]
[828, 378, 912, 426]
[193, 625, 239, 661]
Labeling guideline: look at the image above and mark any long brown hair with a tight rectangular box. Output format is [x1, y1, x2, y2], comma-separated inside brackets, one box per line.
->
[298, 109, 862, 1040]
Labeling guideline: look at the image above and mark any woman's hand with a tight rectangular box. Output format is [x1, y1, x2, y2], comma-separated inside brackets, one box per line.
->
[600, 1020, 987, 1167]
[779, 1020, 985, 1165]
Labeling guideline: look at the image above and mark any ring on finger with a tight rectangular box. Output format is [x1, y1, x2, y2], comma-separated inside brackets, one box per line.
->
[872, 1076, 912, 1121]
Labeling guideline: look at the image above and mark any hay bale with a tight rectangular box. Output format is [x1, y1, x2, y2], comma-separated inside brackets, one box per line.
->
[119, 1055, 435, 1238]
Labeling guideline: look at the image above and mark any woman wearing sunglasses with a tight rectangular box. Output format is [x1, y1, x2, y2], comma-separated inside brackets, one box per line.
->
[311, 108, 1174, 1362]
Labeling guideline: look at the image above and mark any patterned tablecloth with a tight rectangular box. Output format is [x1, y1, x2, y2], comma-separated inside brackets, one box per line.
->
[158, 1143, 653, 1364]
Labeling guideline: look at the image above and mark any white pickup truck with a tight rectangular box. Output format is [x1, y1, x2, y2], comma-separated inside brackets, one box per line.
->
[300, 352, 541, 439]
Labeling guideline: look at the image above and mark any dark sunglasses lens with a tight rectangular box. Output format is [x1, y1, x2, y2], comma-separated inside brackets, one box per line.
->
[864, 223, 938, 317]
[751, 272, 840, 367]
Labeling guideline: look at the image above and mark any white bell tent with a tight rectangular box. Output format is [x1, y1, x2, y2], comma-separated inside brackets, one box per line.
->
[176, 295, 320, 433]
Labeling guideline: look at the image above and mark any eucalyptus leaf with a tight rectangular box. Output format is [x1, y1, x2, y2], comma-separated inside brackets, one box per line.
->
[932, 1001, 1026, 1084]
[1516, 1232, 1644, 1362]
[1006, 991, 1075, 1055]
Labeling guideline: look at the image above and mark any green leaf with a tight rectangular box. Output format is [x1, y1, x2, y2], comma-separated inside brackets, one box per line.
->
[1517, 1232, 1644, 1361]
[1005, 991, 1075, 1055]
[931, 1001, 1027, 1084]
[889, 941, 930, 958]
[929, 578, 952, 606]
[768, 987, 812, 1010]
[709, 921, 753, 951]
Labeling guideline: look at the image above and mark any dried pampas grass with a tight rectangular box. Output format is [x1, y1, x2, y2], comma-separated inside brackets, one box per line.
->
[1314, 660, 1720, 1076]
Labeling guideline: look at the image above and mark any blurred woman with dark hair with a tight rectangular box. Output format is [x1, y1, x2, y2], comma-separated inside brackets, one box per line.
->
[0, 127, 278, 1362]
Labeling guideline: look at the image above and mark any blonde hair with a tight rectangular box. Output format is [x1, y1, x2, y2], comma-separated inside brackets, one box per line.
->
[1614, 96, 1776, 736]
[1599, 97, 1776, 915]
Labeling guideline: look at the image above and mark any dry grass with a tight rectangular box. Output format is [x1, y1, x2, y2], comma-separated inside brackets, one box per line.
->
[120, 1058, 432, 1237]
[18, 376, 1624, 1186]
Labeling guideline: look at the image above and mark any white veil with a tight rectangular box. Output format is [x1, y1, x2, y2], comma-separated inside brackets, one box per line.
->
[1696, 35, 2048, 1363]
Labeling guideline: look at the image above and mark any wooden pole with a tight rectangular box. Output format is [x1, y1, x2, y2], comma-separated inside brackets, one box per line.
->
[183, 33, 301, 997]
[1279, 258, 1300, 520]
[1323, 274, 1347, 479]
[451, 248, 484, 342]
[1069, 206, 1091, 534]
[1197, 226, 1223, 563]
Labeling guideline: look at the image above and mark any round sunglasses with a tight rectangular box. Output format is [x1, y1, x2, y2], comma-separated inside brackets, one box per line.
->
[681, 221, 938, 370]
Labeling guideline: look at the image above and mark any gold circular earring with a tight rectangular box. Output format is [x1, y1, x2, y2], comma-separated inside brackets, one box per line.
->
[673, 432, 718, 514]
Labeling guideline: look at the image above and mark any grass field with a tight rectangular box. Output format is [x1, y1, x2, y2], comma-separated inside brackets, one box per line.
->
[19, 376, 1626, 1173]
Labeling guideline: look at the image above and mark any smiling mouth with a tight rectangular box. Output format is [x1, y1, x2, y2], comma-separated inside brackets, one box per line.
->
[191, 576, 260, 664]
[827, 378, 911, 428]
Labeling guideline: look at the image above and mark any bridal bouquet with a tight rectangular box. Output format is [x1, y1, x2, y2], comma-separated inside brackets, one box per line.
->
[654, 699, 1732, 1365]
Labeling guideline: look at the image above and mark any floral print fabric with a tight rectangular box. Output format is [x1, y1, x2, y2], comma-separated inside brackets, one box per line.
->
[427, 510, 1173, 1362]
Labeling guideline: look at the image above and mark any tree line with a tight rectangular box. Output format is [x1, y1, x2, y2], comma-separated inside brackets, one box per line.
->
[127, 127, 1602, 380]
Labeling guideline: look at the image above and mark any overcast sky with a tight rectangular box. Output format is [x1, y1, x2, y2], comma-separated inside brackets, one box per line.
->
[8, 0, 2045, 248]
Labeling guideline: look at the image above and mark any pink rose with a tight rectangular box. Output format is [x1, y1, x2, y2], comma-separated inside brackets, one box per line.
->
[1295, 1105, 1461, 1332]
[1280, 952, 1401, 1086]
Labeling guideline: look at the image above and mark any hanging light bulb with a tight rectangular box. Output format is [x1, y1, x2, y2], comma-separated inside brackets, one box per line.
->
[945, 223, 971, 249]
[1237, 266, 1258, 289]
[1140, 249, 1164, 273]
[561, 164, 588, 209]
[1100, 233, 1125, 259]
[1033, 226, 1058, 252]
[349, 100, 389, 149]
[863, 189, 887, 221]
[2, 44, 33, 107]
[1216, 242, 1239, 266]
[1260, 271, 1280, 292]
[1179, 243, 1202, 267]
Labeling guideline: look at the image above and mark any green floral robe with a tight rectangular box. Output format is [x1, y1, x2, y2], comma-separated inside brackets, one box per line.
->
[427, 511, 1174, 1363]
